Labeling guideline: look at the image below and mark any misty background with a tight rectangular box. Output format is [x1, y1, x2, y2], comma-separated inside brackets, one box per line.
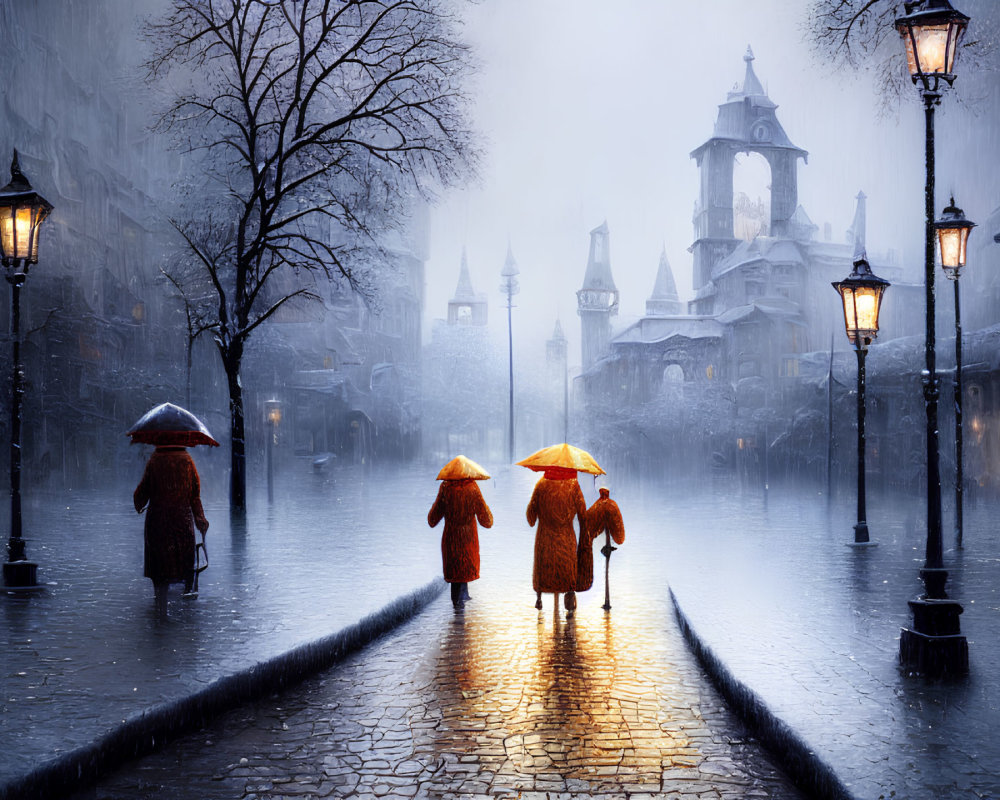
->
[424, 0, 999, 362]
[1, 0, 999, 504]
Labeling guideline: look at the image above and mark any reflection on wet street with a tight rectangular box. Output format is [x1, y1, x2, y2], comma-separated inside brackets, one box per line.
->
[84, 552, 805, 799]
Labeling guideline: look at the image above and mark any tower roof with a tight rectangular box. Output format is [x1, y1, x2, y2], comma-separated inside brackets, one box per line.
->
[649, 247, 679, 302]
[646, 247, 683, 316]
[692, 47, 806, 160]
[452, 247, 477, 302]
[581, 220, 617, 292]
[550, 318, 566, 342]
[846, 190, 867, 259]
[501, 241, 519, 278]
[730, 45, 767, 101]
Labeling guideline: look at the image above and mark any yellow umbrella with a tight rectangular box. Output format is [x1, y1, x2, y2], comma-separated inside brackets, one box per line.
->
[516, 443, 605, 475]
[436, 454, 491, 481]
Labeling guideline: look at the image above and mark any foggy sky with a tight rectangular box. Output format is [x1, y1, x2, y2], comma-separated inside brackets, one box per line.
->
[423, 0, 997, 367]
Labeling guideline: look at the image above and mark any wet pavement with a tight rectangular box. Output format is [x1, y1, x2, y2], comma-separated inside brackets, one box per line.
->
[75, 556, 804, 799]
[3, 457, 1000, 799]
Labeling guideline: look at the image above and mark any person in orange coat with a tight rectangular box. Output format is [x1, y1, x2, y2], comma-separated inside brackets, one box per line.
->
[428, 468, 494, 608]
[578, 486, 625, 593]
[526, 466, 587, 614]
[134, 445, 210, 612]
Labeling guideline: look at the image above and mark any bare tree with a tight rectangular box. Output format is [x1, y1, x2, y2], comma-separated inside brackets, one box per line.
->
[806, 0, 998, 109]
[144, 0, 477, 512]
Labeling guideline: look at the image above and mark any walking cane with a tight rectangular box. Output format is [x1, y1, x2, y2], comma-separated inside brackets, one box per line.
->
[190, 530, 208, 595]
[601, 531, 616, 611]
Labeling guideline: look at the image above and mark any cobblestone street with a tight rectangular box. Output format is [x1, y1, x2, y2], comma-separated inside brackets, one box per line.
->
[75, 541, 805, 800]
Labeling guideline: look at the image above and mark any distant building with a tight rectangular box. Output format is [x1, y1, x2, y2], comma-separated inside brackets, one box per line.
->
[578, 48, 922, 413]
[448, 247, 488, 326]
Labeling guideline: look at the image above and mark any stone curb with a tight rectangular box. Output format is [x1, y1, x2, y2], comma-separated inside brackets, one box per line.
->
[0, 577, 447, 800]
[669, 587, 856, 800]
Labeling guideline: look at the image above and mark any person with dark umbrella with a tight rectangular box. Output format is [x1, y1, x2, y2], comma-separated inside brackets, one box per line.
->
[128, 403, 217, 615]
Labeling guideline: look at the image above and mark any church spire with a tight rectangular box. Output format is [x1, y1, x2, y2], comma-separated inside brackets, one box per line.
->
[847, 190, 867, 260]
[447, 247, 487, 325]
[646, 246, 682, 316]
[740, 45, 766, 97]
[453, 246, 476, 301]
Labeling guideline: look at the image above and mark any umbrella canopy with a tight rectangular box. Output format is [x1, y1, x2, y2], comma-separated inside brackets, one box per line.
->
[516, 443, 605, 475]
[437, 454, 490, 481]
[127, 402, 220, 448]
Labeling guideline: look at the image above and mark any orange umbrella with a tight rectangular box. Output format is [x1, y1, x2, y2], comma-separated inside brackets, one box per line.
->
[436, 454, 491, 481]
[516, 443, 605, 475]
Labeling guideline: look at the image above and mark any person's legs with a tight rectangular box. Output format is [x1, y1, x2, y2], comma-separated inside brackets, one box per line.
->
[153, 581, 168, 617]
[564, 590, 577, 612]
[450, 582, 464, 608]
[535, 591, 542, 609]
[460, 582, 471, 602]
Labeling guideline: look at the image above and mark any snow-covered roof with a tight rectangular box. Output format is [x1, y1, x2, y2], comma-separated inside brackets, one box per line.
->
[613, 315, 724, 345]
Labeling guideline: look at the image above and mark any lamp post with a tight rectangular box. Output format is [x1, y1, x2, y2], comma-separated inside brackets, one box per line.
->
[833, 253, 889, 545]
[0, 151, 53, 591]
[264, 399, 282, 503]
[895, 0, 970, 676]
[499, 245, 519, 464]
[934, 199, 975, 548]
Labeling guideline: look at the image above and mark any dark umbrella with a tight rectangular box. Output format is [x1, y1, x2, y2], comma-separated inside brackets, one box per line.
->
[126, 402, 220, 448]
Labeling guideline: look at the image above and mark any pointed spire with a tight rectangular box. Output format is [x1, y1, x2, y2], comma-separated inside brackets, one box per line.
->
[452, 247, 477, 301]
[646, 247, 682, 316]
[741, 45, 766, 97]
[848, 190, 867, 260]
[501, 240, 519, 278]
[551, 317, 566, 342]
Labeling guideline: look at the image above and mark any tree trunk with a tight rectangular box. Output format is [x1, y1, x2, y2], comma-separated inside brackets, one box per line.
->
[222, 344, 246, 514]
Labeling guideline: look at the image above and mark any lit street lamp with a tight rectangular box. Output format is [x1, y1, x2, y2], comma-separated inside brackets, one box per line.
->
[264, 399, 282, 503]
[895, 0, 970, 676]
[833, 254, 889, 546]
[1, 151, 53, 591]
[499, 245, 519, 464]
[935, 198, 975, 548]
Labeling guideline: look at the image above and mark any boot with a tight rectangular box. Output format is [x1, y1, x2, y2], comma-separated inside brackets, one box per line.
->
[564, 590, 577, 612]
[535, 591, 543, 610]
[450, 582, 465, 608]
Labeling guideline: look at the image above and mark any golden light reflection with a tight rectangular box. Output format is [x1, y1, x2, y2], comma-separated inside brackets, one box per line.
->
[426, 596, 699, 793]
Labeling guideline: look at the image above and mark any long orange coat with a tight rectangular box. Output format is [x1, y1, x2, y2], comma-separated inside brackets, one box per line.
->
[577, 487, 625, 591]
[134, 447, 209, 584]
[427, 479, 493, 583]
[526, 475, 586, 593]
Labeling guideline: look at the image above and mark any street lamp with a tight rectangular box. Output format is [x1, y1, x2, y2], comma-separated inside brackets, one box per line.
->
[895, 0, 970, 677]
[935, 198, 975, 548]
[264, 399, 282, 503]
[833, 254, 889, 546]
[499, 245, 519, 464]
[0, 151, 53, 591]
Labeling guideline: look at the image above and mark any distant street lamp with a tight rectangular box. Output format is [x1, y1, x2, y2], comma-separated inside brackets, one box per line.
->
[895, 0, 970, 676]
[935, 198, 975, 548]
[0, 151, 53, 591]
[499, 245, 519, 464]
[264, 399, 282, 503]
[833, 254, 889, 545]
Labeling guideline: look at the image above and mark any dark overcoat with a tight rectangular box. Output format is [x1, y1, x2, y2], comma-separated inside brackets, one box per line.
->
[427, 479, 493, 583]
[526, 474, 586, 594]
[134, 447, 209, 584]
[577, 487, 625, 591]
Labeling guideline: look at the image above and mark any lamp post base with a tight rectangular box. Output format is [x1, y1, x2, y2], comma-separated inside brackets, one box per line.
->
[900, 597, 968, 677]
[847, 522, 877, 547]
[3, 559, 41, 591]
